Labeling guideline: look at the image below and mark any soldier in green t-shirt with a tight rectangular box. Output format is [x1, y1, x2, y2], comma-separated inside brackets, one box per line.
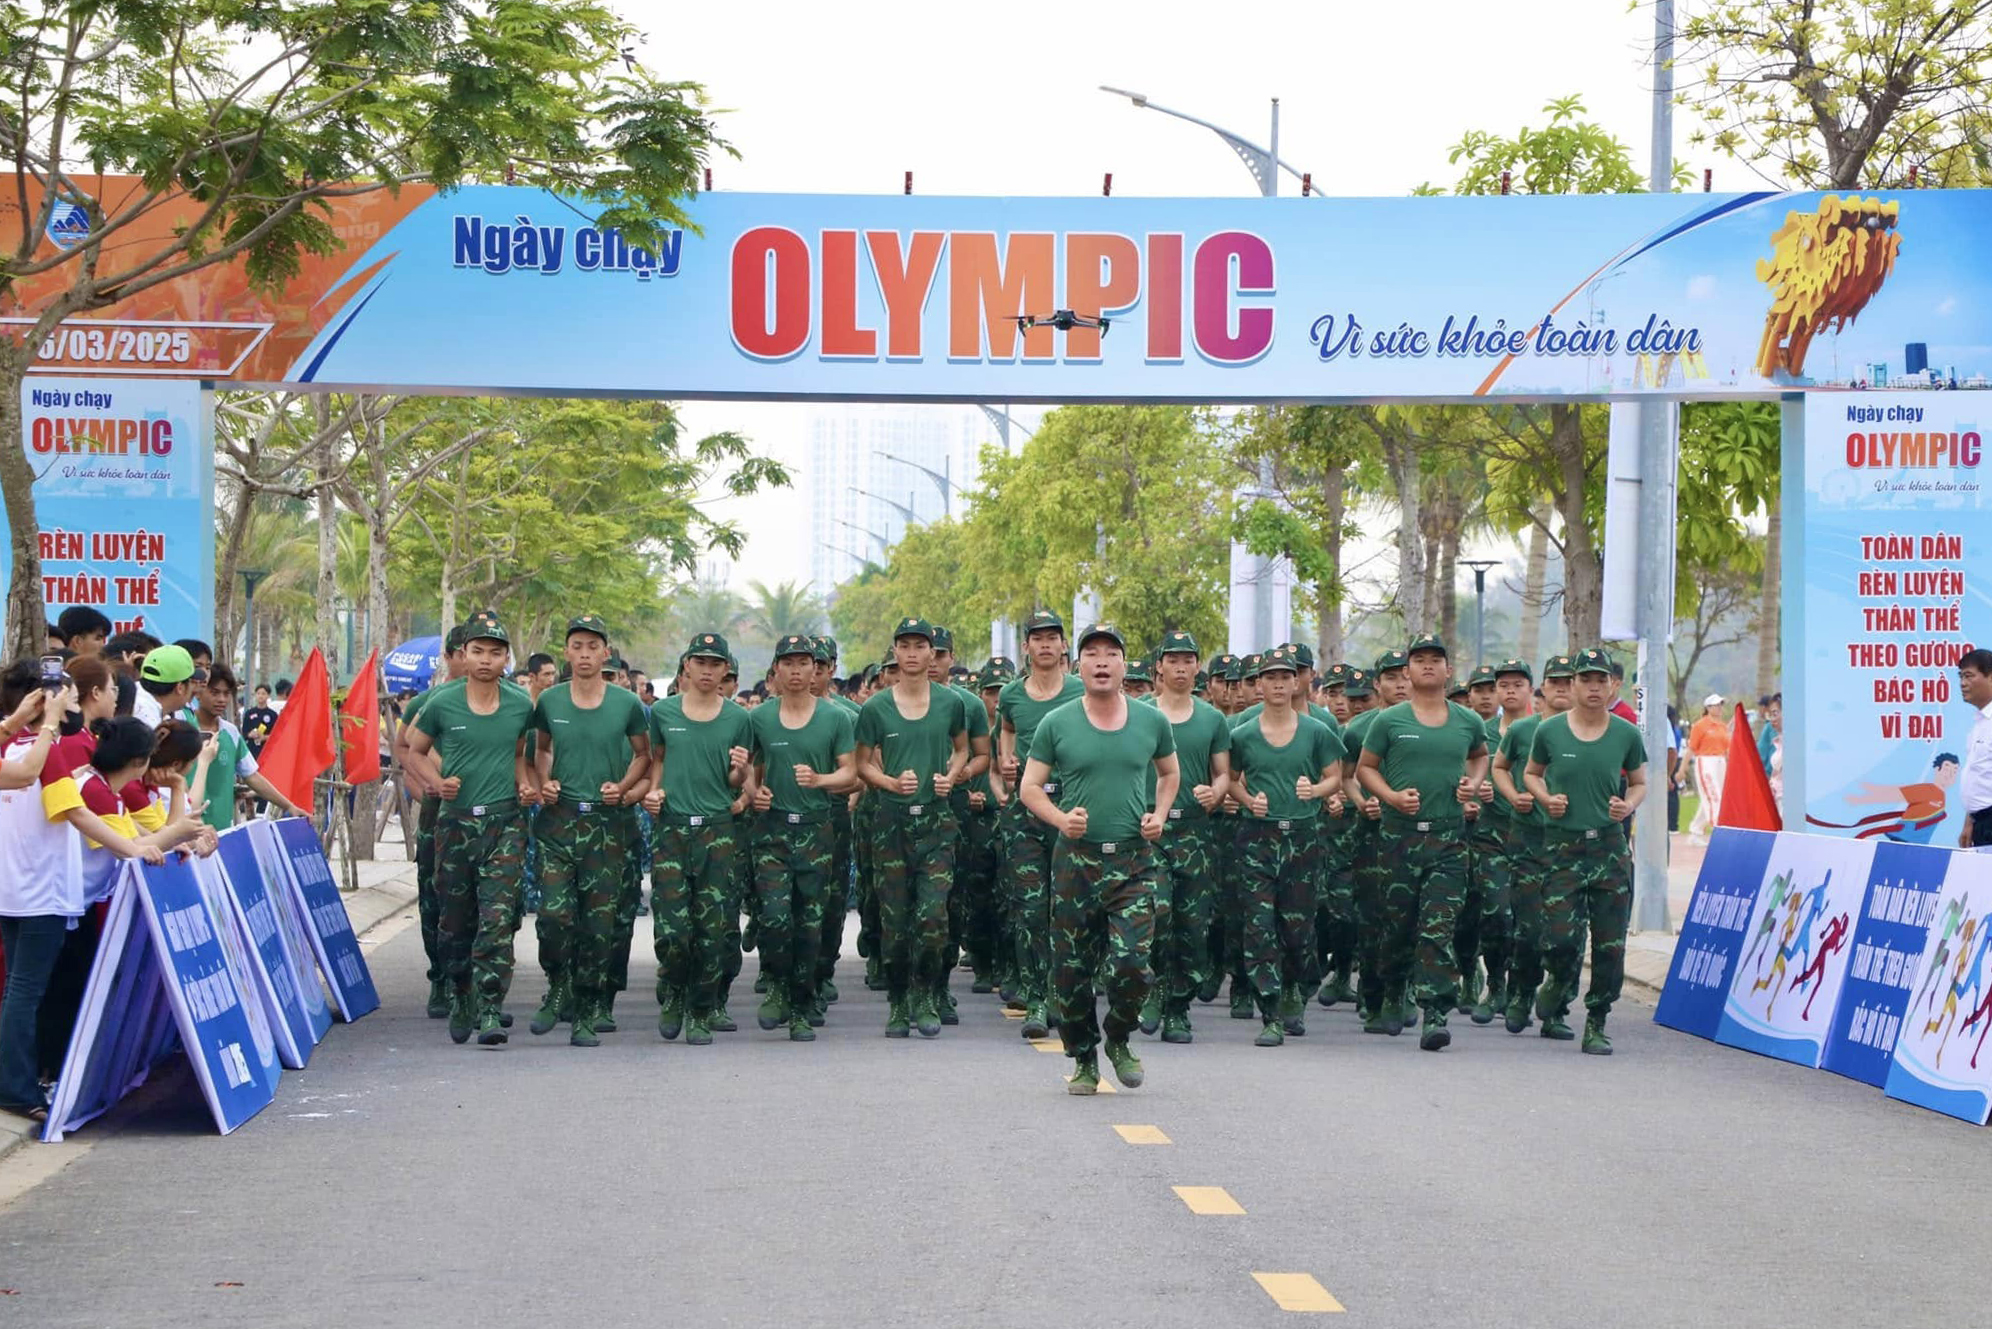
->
[1146, 631, 1232, 1045]
[1343, 654, 1411, 1028]
[396, 625, 469, 1018]
[747, 635, 858, 1041]
[1356, 635, 1489, 1051]
[1523, 647, 1649, 1054]
[995, 610, 1085, 1038]
[643, 633, 755, 1046]
[855, 618, 972, 1039]
[926, 627, 992, 1026]
[1456, 658, 1534, 1026]
[1493, 654, 1574, 1034]
[1226, 647, 1344, 1047]
[405, 613, 537, 1046]
[1021, 623, 1178, 1094]
[809, 636, 861, 1012]
[967, 664, 1013, 998]
[524, 615, 650, 1047]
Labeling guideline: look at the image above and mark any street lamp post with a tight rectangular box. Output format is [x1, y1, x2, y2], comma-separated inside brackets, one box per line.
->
[1105, 85, 1305, 650]
[875, 451, 964, 518]
[850, 485, 920, 527]
[833, 518, 890, 562]
[1462, 560, 1499, 667]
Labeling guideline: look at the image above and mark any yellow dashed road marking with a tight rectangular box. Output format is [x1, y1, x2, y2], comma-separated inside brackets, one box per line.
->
[1111, 1124, 1170, 1145]
[1030, 1038, 1063, 1052]
[1173, 1186, 1245, 1215]
[1064, 1073, 1116, 1094]
[1252, 1273, 1344, 1313]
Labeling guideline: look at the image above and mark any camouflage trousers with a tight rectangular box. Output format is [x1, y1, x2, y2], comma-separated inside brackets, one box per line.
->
[434, 802, 527, 1018]
[520, 804, 542, 921]
[853, 800, 880, 968]
[1351, 822, 1389, 1011]
[871, 803, 957, 1002]
[415, 794, 441, 983]
[1049, 837, 1157, 1059]
[533, 799, 630, 998]
[608, 809, 649, 995]
[1235, 819, 1320, 1017]
[750, 813, 834, 1011]
[1209, 815, 1246, 991]
[1541, 824, 1632, 1017]
[650, 816, 741, 1017]
[816, 806, 853, 987]
[1456, 818, 1513, 994]
[1375, 819, 1469, 1018]
[1314, 815, 1358, 986]
[1503, 823, 1548, 1007]
[1004, 799, 1058, 1003]
[955, 804, 1002, 981]
[1154, 815, 1216, 1018]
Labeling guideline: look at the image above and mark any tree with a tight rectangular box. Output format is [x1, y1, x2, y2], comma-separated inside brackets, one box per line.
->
[1677, 400, 1781, 695]
[666, 571, 747, 653]
[963, 406, 1231, 653]
[1669, 543, 1762, 717]
[829, 521, 984, 666]
[741, 579, 827, 648]
[1676, 2, 1992, 188]
[0, 1, 730, 656]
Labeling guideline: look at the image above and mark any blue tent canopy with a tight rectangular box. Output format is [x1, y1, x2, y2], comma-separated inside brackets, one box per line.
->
[384, 636, 442, 695]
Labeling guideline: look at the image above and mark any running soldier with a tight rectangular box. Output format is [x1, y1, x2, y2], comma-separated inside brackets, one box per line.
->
[1021, 623, 1177, 1094]
[928, 627, 992, 1025]
[1143, 631, 1231, 1044]
[396, 625, 468, 1019]
[1496, 654, 1574, 1034]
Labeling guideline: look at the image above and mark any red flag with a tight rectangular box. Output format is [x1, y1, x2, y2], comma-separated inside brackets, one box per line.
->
[1717, 702, 1781, 831]
[259, 647, 337, 811]
[339, 649, 381, 783]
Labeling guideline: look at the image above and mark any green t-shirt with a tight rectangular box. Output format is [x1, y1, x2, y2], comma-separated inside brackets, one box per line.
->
[1529, 712, 1648, 832]
[1498, 714, 1546, 829]
[749, 699, 856, 818]
[649, 693, 754, 818]
[188, 718, 254, 831]
[1360, 700, 1488, 830]
[948, 685, 998, 807]
[854, 685, 968, 808]
[532, 683, 648, 802]
[1145, 696, 1232, 814]
[1234, 700, 1344, 740]
[1029, 699, 1175, 843]
[412, 679, 536, 809]
[997, 673, 1085, 765]
[1228, 711, 1343, 823]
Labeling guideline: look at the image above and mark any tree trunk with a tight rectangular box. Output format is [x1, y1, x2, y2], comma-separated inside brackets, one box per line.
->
[1550, 406, 1603, 648]
[314, 401, 340, 655]
[1387, 438, 1424, 632]
[1756, 497, 1781, 701]
[1316, 464, 1345, 663]
[0, 342, 45, 659]
[213, 482, 254, 667]
[1436, 523, 1462, 650]
[1519, 506, 1550, 668]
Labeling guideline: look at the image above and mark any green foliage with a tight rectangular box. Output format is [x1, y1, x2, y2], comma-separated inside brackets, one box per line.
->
[1430, 94, 1671, 194]
[1676, 1, 1992, 188]
[830, 520, 984, 666]
[1226, 406, 1378, 588]
[1675, 400, 1780, 614]
[740, 579, 828, 647]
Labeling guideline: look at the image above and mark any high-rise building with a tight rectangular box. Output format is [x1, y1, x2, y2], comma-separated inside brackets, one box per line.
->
[807, 406, 987, 597]
[1905, 342, 1929, 375]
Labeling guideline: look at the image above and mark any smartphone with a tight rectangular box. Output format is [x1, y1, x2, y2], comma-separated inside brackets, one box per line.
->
[39, 654, 65, 693]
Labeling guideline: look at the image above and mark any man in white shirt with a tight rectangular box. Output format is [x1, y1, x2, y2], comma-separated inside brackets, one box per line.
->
[1955, 649, 1992, 847]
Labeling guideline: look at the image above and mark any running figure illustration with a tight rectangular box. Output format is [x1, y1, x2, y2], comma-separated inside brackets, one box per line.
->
[1790, 911, 1850, 1022]
[1741, 871, 1796, 981]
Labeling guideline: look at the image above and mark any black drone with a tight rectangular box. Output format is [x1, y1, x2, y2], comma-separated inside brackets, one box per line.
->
[1015, 310, 1111, 336]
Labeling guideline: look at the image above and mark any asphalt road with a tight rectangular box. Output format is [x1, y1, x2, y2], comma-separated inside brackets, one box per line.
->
[3, 911, 1988, 1328]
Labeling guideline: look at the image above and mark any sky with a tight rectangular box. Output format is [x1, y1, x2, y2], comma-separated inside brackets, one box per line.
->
[646, 0, 1710, 596]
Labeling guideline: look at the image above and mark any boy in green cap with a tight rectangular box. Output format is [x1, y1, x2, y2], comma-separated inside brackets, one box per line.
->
[1356, 635, 1487, 1051]
[526, 614, 651, 1045]
[855, 618, 972, 1038]
[1523, 647, 1648, 1053]
[405, 613, 537, 1045]
[644, 633, 756, 1045]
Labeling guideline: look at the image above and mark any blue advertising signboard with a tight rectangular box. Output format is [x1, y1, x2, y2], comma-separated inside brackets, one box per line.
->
[238, 822, 335, 1040]
[132, 855, 281, 1134]
[214, 830, 328, 1069]
[1717, 833, 1876, 1067]
[1884, 850, 1992, 1123]
[1654, 828, 1779, 1039]
[7, 377, 212, 642]
[1820, 841, 1952, 1086]
[266, 818, 379, 1020]
[43, 869, 181, 1142]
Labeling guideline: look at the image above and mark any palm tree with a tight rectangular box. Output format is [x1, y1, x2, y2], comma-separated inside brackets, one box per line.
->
[666, 567, 749, 644]
[741, 578, 826, 648]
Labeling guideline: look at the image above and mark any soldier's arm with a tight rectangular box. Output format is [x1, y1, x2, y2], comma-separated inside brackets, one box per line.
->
[855, 743, 898, 794]
[1018, 756, 1064, 832]
[395, 712, 433, 796]
[1150, 751, 1180, 821]
[402, 727, 443, 789]
[942, 731, 970, 786]
[818, 747, 860, 796]
[962, 730, 991, 782]
[1616, 762, 1650, 817]
[1206, 750, 1233, 804]
[614, 733, 652, 803]
[1522, 758, 1553, 807]
[1355, 748, 1393, 801]
[514, 735, 536, 803]
[998, 717, 1019, 780]
[1490, 747, 1524, 804]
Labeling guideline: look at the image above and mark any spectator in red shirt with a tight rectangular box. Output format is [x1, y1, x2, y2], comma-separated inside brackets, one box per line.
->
[1607, 657, 1640, 725]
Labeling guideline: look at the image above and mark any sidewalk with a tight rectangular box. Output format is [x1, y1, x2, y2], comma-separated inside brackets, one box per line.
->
[1614, 833, 1703, 1000]
[0, 843, 418, 1165]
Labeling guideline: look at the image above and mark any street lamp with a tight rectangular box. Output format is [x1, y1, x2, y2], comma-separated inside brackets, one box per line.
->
[976, 405, 1035, 453]
[1461, 559, 1500, 668]
[833, 518, 890, 560]
[850, 485, 920, 526]
[239, 567, 269, 683]
[818, 542, 879, 574]
[1099, 86, 1322, 199]
[875, 450, 965, 518]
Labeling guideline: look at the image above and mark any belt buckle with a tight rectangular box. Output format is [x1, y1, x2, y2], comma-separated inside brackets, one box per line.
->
[1043, 783, 1060, 797]
[1277, 819, 1293, 832]
[470, 804, 487, 817]
[1585, 828, 1599, 840]
[1415, 820, 1433, 832]
[787, 813, 802, 825]
[1101, 841, 1118, 853]
[688, 814, 705, 827]
[577, 801, 594, 813]
[1167, 808, 1182, 821]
